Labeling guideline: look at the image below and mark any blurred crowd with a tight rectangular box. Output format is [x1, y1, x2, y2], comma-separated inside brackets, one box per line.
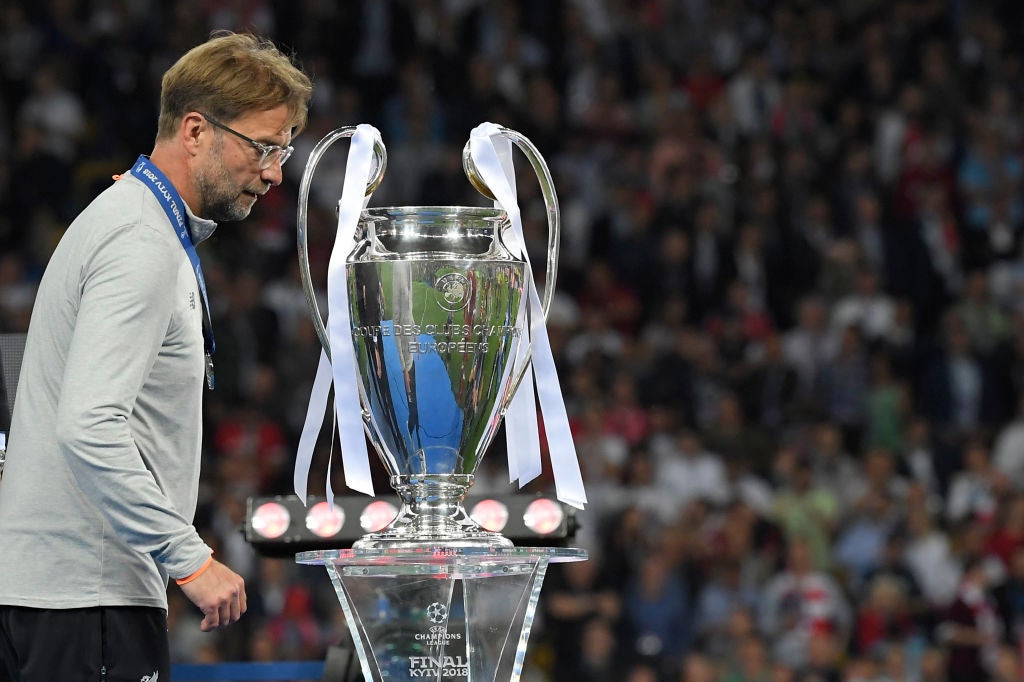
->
[5, 0, 1024, 681]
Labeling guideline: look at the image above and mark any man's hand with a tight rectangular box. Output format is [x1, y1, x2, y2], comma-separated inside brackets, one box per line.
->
[178, 559, 247, 631]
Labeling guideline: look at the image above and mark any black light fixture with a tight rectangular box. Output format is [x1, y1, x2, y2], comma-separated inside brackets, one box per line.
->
[244, 494, 579, 557]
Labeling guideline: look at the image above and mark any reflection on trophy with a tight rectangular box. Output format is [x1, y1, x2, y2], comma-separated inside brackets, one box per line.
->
[294, 123, 586, 681]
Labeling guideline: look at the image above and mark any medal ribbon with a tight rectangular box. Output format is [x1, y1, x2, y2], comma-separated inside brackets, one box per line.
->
[127, 156, 216, 389]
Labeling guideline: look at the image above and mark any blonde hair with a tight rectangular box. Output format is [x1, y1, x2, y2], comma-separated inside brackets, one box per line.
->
[157, 31, 312, 140]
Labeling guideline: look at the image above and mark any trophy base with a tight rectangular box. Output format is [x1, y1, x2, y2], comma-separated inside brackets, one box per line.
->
[297, 546, 587, 681]
[354, 475, 513, 550]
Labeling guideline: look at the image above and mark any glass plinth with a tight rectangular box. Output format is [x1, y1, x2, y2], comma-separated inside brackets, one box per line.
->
[298, 546, 587, 681]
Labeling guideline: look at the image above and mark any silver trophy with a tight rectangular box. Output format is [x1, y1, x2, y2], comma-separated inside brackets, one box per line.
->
[296, 126, 562, 549]
[294, 125, 585, 681]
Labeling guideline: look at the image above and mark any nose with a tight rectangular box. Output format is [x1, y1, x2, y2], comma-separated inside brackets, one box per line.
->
[260, 160, 284, 187]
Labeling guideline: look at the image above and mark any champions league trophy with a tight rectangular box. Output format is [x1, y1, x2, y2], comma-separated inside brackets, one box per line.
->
[293, 123, 587, 681]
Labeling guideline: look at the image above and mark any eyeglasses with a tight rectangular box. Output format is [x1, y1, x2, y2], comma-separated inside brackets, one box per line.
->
[199, 112, 294, 169]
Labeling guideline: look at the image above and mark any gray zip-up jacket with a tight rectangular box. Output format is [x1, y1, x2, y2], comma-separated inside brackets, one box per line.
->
[0, 171, 216, 610]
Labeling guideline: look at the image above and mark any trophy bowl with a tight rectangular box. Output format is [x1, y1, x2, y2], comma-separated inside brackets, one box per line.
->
[347, 205, 526, 548]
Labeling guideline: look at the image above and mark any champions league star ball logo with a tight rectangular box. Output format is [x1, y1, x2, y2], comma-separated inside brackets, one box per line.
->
[426, 602, 449, 624]
[435, 273, 471, 312]
[415, 603, 460, 642]
[410, 603, 467, 676]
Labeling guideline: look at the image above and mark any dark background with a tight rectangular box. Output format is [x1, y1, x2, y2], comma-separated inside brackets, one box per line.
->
[3, 1, 1024, 680]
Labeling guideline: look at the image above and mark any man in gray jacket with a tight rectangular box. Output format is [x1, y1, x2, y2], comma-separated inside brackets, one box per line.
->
[0, 32, 312, 681]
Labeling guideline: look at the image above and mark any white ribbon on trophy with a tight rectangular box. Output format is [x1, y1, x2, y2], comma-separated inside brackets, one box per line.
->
[469, 122, 587, 509]
[295, 124, 381, 503]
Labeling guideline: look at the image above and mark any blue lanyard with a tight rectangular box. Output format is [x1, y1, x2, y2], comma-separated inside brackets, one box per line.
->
[127, 155, 216, 388]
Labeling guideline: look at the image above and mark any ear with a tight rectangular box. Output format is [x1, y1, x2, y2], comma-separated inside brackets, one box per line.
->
[181, 112, 205, 156]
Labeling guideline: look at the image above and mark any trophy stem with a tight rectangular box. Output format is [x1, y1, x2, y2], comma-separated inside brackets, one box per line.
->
[353, 475, 514, 549]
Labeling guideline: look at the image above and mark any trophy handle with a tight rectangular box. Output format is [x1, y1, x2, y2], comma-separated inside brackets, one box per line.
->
[297, 127, 388, 360]
[462, 128, 560, 318]
[462, 127, 561, 402]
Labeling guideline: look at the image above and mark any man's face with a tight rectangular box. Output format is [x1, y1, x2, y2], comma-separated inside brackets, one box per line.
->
[195, 105, 292, 222]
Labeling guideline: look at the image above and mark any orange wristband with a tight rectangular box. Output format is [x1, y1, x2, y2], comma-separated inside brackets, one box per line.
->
[175, 555, 214, 586]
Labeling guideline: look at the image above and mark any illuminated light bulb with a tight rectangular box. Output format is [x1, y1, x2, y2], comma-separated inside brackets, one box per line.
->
[251, 502, 290, 539]
[360, 500, 399, 532]
[523, 498, 564, 536]
[306, 501, 345, 537]
[470, 499, 510, 532]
